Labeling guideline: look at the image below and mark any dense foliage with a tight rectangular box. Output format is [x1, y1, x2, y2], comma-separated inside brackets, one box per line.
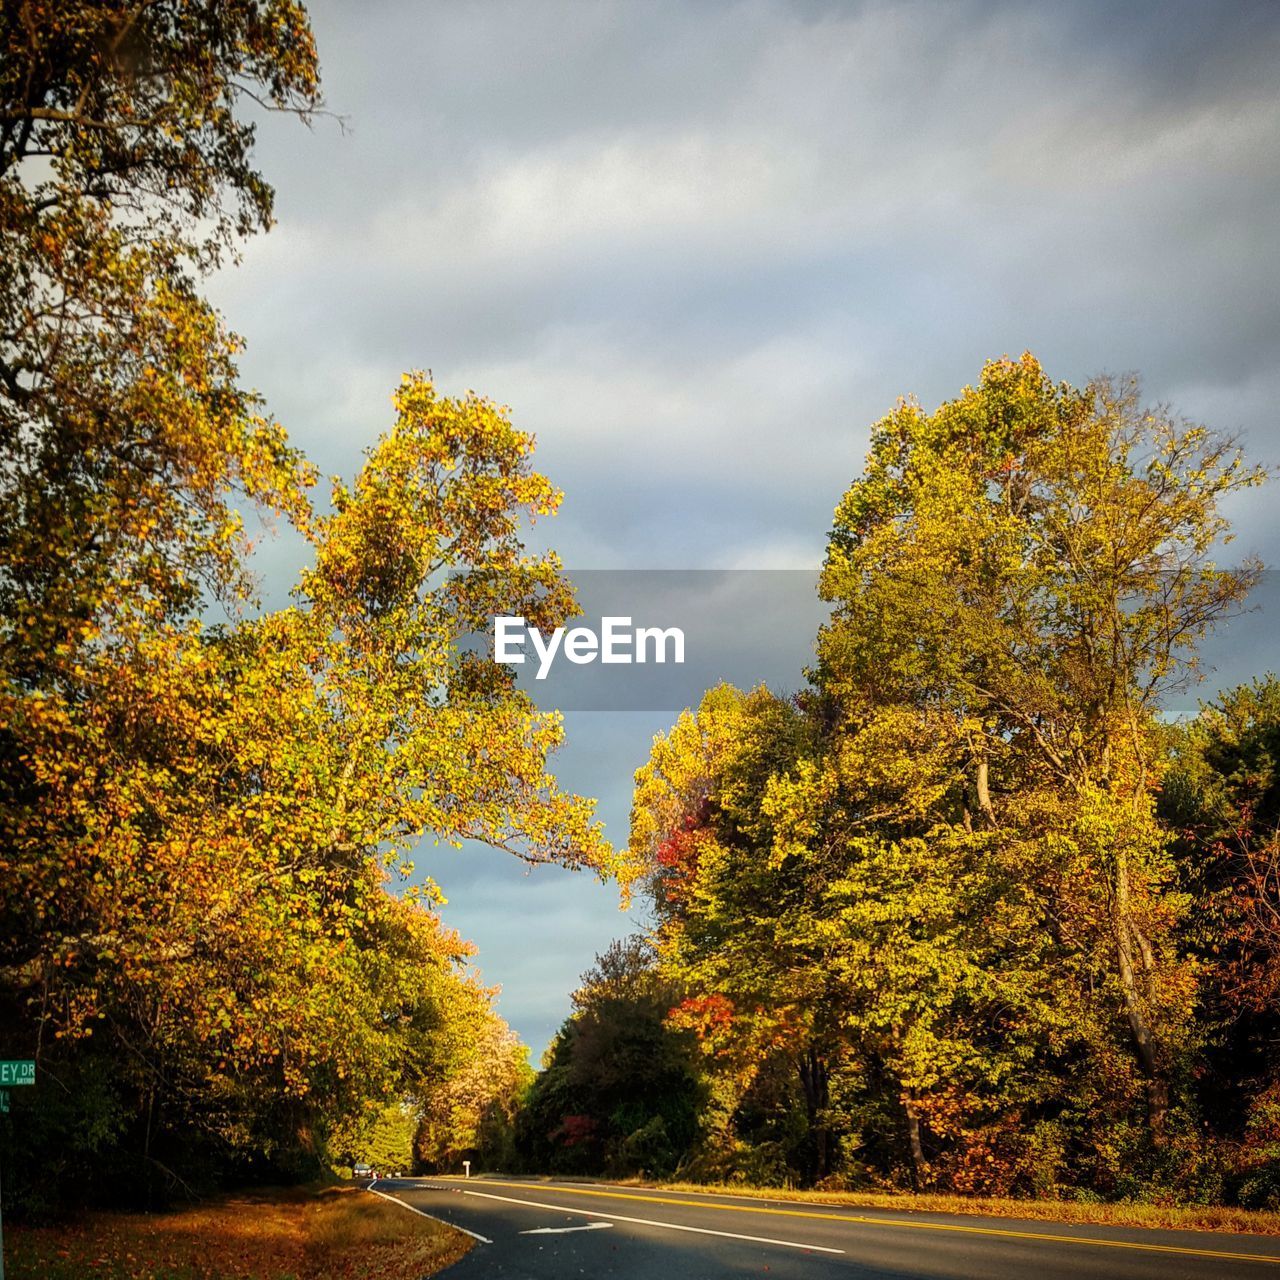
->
[0, 1, 611, 1213]
[516, 356, 1278, 1207]
[516, 938, 705, 1179]
[5, 3, 1277, 1221]
[1162, 679, 1280, 1208]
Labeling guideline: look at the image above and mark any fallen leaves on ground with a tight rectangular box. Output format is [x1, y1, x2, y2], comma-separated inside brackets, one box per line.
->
[6, 1184, 472, 1280]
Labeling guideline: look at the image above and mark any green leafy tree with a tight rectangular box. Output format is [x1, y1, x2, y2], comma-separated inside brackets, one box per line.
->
[357, 1103, 418, 1176]
[517, 938, 705, 1178]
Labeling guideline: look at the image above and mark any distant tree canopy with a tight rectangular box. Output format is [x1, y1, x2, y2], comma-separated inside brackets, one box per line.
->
[515, 938, 706, 1179]
[413, 978, 532, 1175]
[563, 355, 1278, 1205]
[0, 1, 614, 1214]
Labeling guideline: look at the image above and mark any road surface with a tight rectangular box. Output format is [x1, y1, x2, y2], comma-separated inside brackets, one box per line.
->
[366, 1174, 1280, 1278]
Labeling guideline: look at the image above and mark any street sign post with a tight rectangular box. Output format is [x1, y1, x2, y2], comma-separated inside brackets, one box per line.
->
[0, 1060, 34, 1280]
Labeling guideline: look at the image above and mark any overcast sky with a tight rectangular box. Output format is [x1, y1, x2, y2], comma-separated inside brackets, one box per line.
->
[208, 0, 1280, 1059]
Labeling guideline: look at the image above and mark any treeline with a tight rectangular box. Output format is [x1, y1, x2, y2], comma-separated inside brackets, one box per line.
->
[0, 2, 608, 1214]
[517, 357, 1280, 1208]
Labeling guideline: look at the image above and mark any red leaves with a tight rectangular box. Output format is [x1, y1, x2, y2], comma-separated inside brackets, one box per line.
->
[669, 993, 735, 1041]
[655, 815, 709, 906]
[555, 1113, 598, 1147]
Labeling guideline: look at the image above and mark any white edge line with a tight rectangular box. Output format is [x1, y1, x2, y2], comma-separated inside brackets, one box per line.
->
[366, 1183, 493, 1245]
[520, 1222, 615, 1235]
[460, 1187, 844, 1255]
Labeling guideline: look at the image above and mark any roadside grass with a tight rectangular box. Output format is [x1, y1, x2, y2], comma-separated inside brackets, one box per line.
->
[624, 1178, 1280, 1236]
[5, 1183, 472, 1280]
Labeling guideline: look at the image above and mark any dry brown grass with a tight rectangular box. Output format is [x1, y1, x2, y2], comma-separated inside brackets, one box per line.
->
[628, 1178, 1280, 1236]
[6, 1183, 472, 1280]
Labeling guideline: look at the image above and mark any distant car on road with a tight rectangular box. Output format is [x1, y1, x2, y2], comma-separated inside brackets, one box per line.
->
[352, 1162, 374, 1180]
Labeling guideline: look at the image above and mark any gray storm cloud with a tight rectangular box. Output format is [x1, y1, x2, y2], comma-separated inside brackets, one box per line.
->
[208, 0, 1280, 1057]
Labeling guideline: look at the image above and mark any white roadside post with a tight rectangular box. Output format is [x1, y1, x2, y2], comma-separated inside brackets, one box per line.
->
[0, 1060, 37, 1280]
[463, 1160, 471, 1179]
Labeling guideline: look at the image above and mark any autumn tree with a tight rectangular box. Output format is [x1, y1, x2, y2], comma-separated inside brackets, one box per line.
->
[817, 354, 1264, 1141]
[0, 1, 322, 664]
[413, 974, 532, 1175]
[0, 0, 324, 1209]
[1163, 678, 1280, 1205]
[630, 683, 1060, 1190]
[0, 3, 616, 1209]
[623, 356, 1268, 1196]
[628, 684, 851, 1182]
[516, 938, 705, 1178]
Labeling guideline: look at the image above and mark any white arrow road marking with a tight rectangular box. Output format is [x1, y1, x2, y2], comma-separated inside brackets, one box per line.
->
[460, 1188, 845, 1255]
[367, 1185, 493, 1244]
[521, 1222, 614, 1235]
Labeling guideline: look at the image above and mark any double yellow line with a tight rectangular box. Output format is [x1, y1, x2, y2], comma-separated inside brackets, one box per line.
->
[439, 1177, 1280, 1267]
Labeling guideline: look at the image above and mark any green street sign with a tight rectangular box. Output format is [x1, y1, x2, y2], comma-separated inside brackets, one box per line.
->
[0, 1062, 34, 1087]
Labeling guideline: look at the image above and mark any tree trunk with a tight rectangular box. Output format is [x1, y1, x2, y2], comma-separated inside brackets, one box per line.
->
[798, 1048, 831, 1183]
[901, 1091, 927, 1190]
[1113, 850, 1167, 1138]
[975, 757, 996, 827]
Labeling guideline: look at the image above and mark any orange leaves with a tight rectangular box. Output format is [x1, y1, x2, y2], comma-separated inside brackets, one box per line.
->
[8, 1184, 469, 1280]
[670, 993, 736, 1041]
[654, 817, 712, 908]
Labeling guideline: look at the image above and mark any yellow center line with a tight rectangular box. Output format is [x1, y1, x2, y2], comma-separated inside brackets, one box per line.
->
[435, 1178, 1280, 1266]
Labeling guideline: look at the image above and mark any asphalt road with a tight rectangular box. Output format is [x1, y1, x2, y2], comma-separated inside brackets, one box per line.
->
[367, 1174, 1280, 1279]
